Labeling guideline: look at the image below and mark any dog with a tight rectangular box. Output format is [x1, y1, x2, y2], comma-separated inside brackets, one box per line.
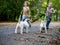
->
[15, 19, 31, 34]
[40, 20, 47, 33]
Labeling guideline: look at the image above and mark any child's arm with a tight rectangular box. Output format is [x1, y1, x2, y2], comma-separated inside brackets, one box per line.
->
[53, 9, 57, 13]
[28, 7, 31, 17]
[48, 8, 56, 14]
[20, 10, 23, 14]
[20, 7, 23, 14]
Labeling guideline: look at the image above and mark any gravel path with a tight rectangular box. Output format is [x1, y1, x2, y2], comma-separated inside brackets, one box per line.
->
[0, 22, 60, 45]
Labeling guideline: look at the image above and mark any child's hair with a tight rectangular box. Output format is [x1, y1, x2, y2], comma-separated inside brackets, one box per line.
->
[48, 2, 52, 6]
[24, 1, 29, 6]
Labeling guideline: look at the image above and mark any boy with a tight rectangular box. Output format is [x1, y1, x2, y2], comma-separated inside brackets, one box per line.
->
[45, 2, 56, 30]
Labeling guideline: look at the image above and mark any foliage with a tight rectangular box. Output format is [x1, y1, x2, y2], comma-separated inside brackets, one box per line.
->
[0, 0, 60, 22]
[0, 0, 25, 21]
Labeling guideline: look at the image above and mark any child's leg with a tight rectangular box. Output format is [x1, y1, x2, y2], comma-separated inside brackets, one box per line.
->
[22, 15, 27, 21]
[46, 16, 51, 30]
[27, 21, 31, 27]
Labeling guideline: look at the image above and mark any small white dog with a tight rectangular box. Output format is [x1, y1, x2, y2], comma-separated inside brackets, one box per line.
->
[15, 19, 31, 34]
[40, 20, 47, 33]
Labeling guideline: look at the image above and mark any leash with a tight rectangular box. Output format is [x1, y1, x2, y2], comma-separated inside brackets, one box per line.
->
[18, 14, 22, 23]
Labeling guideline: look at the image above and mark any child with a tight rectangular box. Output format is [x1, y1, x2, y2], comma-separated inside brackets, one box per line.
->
[45, 2, 56, 30]
[21, 1, 30, 21]
[21, 1, 31, 27]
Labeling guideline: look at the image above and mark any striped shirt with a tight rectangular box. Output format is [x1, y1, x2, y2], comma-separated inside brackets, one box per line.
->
[45, 7, 54, 18]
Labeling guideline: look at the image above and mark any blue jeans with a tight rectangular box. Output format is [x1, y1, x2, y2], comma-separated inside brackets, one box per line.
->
[22, 15, 27, 21]
[46, 16, 51, 29]
[22, 15, 31, 27]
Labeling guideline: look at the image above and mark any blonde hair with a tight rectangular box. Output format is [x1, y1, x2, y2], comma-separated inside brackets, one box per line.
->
[48, 2, 52, 5]
[24, 1, 29, 6]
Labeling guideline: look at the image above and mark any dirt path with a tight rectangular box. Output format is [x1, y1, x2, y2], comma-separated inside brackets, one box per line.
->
[0, 22, 60, 45]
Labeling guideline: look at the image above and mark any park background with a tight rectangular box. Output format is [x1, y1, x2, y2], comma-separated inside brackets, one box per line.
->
[0, 0, 60, 22]
[0, 0, 60, 45]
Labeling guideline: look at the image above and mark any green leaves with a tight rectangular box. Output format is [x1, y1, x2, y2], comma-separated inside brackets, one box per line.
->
[0, 0, 25, 21]
[0, 0, 60, 21]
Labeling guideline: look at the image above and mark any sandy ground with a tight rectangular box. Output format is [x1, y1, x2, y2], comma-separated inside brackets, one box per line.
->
[0, 22, 60, 45]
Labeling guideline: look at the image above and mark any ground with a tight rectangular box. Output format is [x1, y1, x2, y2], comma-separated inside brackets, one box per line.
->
[0, 22, 60, 45]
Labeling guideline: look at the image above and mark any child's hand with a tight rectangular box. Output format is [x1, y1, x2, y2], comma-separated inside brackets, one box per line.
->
[54, 9, 57, 13]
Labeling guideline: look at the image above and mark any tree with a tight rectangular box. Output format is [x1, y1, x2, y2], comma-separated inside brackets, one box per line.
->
[0, 0, 25, 21]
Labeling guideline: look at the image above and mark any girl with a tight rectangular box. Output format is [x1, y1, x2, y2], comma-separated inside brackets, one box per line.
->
[21, 1, 30, 21]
